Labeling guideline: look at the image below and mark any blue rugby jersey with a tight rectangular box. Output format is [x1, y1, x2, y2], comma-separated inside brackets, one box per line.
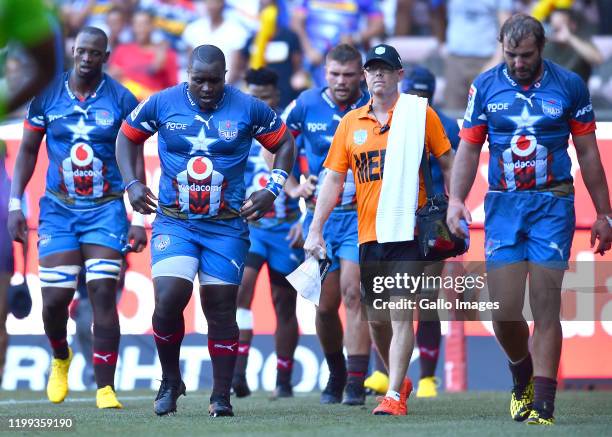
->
[122, 83, 287, 220]
[460, 60, 596, 191]
[244, 141, 301, 228]
[282, 87, 369, 211]
[25, 71, 138, 207]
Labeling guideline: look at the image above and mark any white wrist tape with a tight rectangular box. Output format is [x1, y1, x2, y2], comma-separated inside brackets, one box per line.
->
[8, 197, 21, 212]
[131, 211, 145, 227]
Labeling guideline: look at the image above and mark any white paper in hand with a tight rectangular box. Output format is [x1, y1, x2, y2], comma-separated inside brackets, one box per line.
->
[286, 257, 321, 306]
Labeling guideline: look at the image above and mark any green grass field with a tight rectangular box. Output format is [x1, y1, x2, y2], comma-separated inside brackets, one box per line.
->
[1, 390, 611, 436]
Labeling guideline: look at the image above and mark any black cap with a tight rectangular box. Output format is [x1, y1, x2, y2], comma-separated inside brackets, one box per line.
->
[364, 44, 403, 70]
[401, 65, 436, 96]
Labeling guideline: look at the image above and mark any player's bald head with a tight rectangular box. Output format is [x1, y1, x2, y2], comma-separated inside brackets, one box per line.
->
[76, 26, 109, 51]
[189, 45, 226, 71]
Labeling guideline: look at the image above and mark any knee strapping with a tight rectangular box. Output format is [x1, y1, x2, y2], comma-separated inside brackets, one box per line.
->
[39, 265, 81, 289]
[85, 258, 122, 283]
[236, 308, 253, 330]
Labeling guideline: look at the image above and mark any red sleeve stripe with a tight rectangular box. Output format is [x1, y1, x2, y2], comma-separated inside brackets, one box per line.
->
[256, 123, 288, 152]
[24, 119, 45, 132]
[290, 129, 300, 138]
[298, 154, 309, 175]
[569, 119, 596, 137]
[459, 125, 487, 145]
[120, 121, 152, 144]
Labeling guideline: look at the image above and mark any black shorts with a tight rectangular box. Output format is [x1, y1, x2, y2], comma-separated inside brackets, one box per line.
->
[359, 240, 425, 307]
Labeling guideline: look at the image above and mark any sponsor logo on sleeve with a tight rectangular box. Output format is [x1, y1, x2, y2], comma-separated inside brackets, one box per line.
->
[464, 84, 477, 122]
[130, 97, 149, 121]
[575, 102, 593, 118]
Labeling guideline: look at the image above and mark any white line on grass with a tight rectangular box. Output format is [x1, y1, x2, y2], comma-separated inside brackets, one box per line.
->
[0, 395, 154, 406]
[0, 391, 310, 406]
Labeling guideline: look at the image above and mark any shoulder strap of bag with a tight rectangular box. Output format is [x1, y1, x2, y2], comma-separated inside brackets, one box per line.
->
[419, 145, 434, 200]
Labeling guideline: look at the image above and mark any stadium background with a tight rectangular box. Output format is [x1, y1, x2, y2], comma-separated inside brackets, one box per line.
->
[2, 0, 612, 399]
[2, 120, 611, 393]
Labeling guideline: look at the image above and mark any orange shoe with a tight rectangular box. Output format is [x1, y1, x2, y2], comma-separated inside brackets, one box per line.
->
[372, 396, 407, 416]
[399, 378, 413, 412]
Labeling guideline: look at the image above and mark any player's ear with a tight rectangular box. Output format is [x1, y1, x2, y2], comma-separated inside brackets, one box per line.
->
[103, 50, 110, 64]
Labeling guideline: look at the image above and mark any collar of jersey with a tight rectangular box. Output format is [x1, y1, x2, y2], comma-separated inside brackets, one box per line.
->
[502, 60, 550, 91]
[183, 83, 226, 112]
[64, 71, 106, 102]
[321, 87, 366, 112]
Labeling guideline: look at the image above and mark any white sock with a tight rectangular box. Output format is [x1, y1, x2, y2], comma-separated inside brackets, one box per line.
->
[386, 390, 400, 401]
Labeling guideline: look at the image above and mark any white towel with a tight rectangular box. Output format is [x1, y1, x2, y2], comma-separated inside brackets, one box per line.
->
[376, 93, 428, 243]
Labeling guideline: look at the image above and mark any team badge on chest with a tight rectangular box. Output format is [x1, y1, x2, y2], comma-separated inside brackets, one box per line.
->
[218, 120, 238, 141]
[95, 109, 114, 127]
[541, 99, 563, 119]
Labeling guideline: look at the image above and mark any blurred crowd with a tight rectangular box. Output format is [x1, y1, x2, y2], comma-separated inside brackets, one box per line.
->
[5, 0, 612, 114]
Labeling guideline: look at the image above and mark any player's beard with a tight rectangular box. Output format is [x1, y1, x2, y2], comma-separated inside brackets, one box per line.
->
[511, 59, 543, 86]
[331, 86, 360, 106]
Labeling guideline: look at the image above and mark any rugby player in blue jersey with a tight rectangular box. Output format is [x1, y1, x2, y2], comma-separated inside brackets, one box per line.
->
[116, 45, 296, 417]
[283, 44, 371, 405]
[8, 27, 147, 409]
[232, 67, 314, 400]
[448, 14, 612, 425]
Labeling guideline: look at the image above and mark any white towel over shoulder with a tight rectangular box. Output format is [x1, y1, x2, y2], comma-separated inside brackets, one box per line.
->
[375, 93, 428, 243]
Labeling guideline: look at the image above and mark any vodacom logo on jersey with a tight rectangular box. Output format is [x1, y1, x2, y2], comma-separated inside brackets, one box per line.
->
[187, 156, 213, 180]
[510, 134, 537, 157]
[178, 156, 221, 192]
[70, 142, 94, 167]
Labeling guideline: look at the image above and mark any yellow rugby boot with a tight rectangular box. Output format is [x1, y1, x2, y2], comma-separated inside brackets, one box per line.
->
[364, 370, 389, 395]
[510, 378, 534, 421]
[46, 347, 73, 403]
[96, 385, 123, 409]
[416, 376, 439, 398]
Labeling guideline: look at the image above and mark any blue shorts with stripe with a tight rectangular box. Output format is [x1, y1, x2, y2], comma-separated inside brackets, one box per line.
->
[151, 213, 250, 285]
[484, 191, 575, 270]
[37, 196, 128, 259]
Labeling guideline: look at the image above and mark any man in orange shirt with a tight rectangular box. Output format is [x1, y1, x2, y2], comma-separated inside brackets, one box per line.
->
[304, 44, 454, 416]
